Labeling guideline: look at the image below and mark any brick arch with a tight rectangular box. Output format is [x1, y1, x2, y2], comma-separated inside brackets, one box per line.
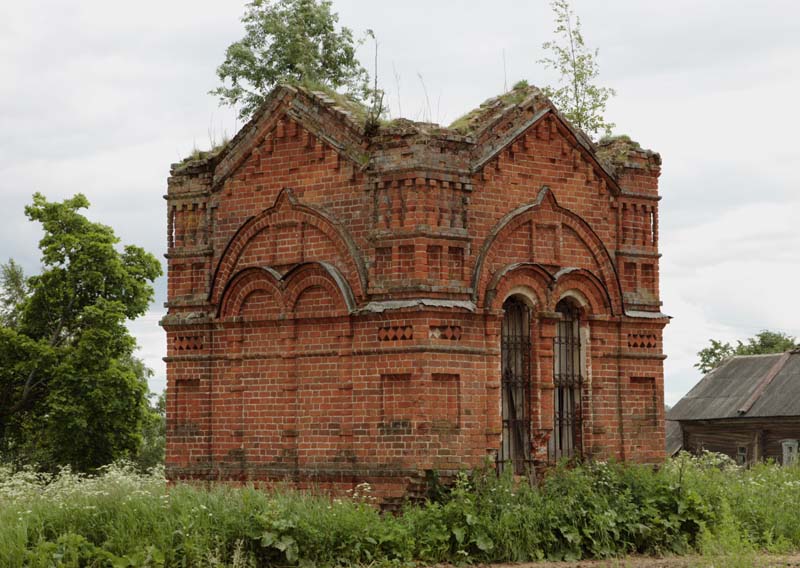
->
[218, 266, 284, 319]
[486, 262, 555, 312]
[209, 188, 367, 307]
[217, 261, 355, 320]
[473, 186, 623, 314]
[282, 261, 355, 315]
[550, 268, 614, 316]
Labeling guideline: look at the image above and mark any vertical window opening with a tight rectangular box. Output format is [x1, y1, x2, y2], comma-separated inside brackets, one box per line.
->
[499, 297, 532, 474]
[168, 206, 177, 248]
[551, 298, 582, 460]
[649, 209, 656, 245]
[782, 439, 798, 466]
[736, 446, 748, 466]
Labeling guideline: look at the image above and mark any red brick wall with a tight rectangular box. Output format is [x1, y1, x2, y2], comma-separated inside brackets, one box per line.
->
[163, 86, 667, 501]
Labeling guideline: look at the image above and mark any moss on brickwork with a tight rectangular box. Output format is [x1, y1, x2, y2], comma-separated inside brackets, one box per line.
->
[596, 134, 660, 169]
[449, 82, 543, 134]
[176, 81, 556, 167]
[178, 140, 230, 167]
[597, 134, 640, 159]
[294, 78, 373, 126]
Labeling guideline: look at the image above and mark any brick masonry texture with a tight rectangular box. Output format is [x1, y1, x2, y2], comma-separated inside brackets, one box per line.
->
[162, 84, 667, 503]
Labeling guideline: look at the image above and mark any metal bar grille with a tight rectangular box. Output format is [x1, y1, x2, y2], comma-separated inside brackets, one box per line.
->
[499, 298, 532, 474]
[551, 300, 582, 460]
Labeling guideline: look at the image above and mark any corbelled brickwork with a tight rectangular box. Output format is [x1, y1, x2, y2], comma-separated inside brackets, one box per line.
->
[163, 84, 667, 502]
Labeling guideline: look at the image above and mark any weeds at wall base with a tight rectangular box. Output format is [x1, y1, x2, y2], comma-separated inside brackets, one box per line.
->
[1, 453, 799, 567]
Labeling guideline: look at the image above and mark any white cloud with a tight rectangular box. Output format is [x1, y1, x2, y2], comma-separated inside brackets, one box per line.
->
[662, 198, 800, 403]
[2, 0, 799, 402]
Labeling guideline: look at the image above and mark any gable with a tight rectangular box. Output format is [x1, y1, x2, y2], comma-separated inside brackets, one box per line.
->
[469, 115, 622, 281]
[211, 86, 367, 192]
[473, 110, 619, 199]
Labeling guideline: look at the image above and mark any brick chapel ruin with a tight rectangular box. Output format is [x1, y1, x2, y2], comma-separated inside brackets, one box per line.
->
[163, 83, 667, 501]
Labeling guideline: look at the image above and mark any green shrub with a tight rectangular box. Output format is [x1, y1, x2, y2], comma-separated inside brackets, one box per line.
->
[2, 453, 800, 566]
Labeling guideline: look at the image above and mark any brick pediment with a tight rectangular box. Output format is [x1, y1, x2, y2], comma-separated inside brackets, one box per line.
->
[471, 109, 620, 199]
[211, 86, 369, 191]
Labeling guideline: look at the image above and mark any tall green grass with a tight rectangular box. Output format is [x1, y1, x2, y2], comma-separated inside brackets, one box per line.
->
[2, 453, 799, 567]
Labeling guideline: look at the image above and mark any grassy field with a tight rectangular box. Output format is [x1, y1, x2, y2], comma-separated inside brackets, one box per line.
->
[2, 453, 799, 567]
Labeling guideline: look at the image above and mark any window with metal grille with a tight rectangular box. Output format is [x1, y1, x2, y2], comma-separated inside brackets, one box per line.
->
[499, 297, 532, 474]
[550, 298, 582, 460]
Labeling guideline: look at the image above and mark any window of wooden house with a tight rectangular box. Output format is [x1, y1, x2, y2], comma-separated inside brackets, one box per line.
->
[782, 439, 798, 466]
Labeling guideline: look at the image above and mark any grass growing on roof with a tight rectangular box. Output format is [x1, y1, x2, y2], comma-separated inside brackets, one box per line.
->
[449, 81, 539, 133]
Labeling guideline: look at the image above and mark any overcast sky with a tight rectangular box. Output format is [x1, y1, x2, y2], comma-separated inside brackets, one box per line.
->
[2, 1, 798, 405]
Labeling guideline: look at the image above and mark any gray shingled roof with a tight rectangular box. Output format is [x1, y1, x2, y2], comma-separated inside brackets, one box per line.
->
[668, 349, 800, 421]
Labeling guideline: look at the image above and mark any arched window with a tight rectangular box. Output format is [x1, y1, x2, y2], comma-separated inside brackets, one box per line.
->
[551, 298, 582, 460]
[499, 296, 532, 474]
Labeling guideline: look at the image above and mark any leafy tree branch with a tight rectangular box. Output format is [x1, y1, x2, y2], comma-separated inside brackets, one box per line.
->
[539, 0, 616, 138]
[211, 0, 370, 121]
[695, 330, 798, 374]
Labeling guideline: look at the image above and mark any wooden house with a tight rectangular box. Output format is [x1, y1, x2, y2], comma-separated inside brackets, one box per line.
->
[668, 349, 800, 465]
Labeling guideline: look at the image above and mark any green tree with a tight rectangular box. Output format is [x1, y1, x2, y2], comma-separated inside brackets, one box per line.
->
[0, 259, 27, 328]
[0, 193, 162, 471]
[539, 0, 616, 137]
[695, 339, 735, 375]
[211, 0, 369, 121]
[135, 390, 166, 471]
[695, 330, 798, 374]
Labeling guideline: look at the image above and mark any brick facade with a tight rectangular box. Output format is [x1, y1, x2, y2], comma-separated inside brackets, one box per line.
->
[163, 84, 667, 501]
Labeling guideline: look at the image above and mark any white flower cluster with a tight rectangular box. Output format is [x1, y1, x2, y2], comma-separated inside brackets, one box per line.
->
[0, 461, 167, 517]
[345, 481, 376, 504]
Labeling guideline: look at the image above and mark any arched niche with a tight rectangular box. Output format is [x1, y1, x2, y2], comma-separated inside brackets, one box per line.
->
[217, 261, 355, 320]
[550, 268, 614, 317]
[209, 188, 366, 308]
[283, 262, 355, 317]
[485, 263, 614, 318]
[472, 186, 623, 314]
[486, 262, 554, 312]
[218, 266, 284, 319]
